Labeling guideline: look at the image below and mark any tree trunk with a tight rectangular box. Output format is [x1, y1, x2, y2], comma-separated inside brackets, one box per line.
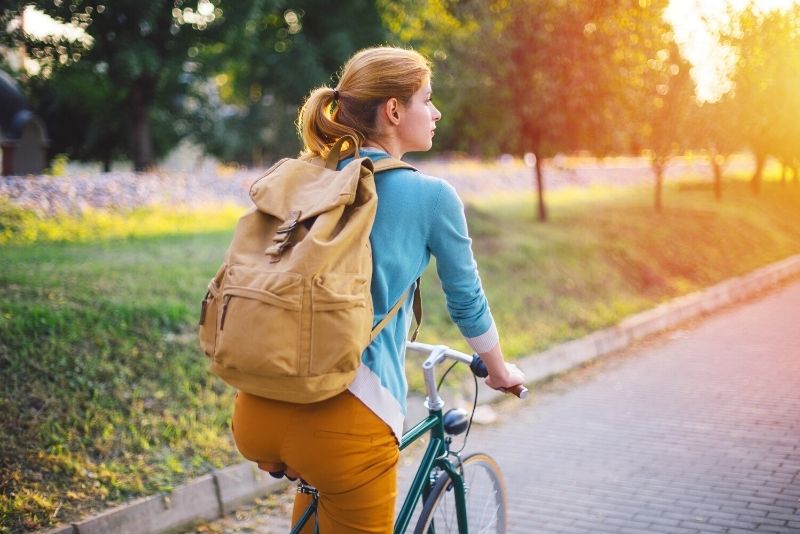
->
[534, 154, 547, 222]
[710, 150, 725, 201]
[781, 162, 788, 185]
[711, 158, 722, 201]
[102, 150, 112, 173]
[252, 145, 263, 168]
[2, 146, 15, 176]
[751, 151, 766, 195]
[130, 76, 155, 172]
[652, 160, 664, 212]
[793, 165, 799, 185]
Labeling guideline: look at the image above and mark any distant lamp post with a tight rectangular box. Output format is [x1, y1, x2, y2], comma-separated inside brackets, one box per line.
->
[0, 70, 49, 176]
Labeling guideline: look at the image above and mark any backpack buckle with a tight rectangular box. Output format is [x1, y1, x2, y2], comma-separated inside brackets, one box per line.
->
[277, 210, 302, 232]
[266, 210, 302, 262]
[265, 241, 295, 262]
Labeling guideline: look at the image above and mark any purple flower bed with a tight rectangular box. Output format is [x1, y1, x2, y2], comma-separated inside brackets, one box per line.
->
[0, 169, 262, 216]
[0, 155, 748, 216]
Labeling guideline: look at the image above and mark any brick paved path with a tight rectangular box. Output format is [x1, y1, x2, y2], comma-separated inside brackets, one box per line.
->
[189, 281, 800, 533]
[470, 281, 800, 533]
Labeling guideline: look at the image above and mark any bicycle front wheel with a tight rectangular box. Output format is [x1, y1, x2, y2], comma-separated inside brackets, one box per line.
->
[413, 452, 507, 534]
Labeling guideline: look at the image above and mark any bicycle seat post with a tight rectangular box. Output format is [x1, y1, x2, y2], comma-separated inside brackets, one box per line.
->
[297, 480, 318, 497]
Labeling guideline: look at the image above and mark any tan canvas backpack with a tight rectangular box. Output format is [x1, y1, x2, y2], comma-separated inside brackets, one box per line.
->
[198, 138, 421, 403]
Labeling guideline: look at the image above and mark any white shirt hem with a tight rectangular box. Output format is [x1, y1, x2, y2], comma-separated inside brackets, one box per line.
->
[348, 364, 405, 441]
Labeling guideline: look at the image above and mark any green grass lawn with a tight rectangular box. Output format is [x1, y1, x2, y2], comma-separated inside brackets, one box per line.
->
[2, 179, 800, 532]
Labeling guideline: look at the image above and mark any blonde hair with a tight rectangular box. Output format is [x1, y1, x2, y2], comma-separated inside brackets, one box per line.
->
[298, 46, 432, 159]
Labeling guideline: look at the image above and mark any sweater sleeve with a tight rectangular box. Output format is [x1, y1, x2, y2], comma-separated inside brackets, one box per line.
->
[426, 181, 499, 352]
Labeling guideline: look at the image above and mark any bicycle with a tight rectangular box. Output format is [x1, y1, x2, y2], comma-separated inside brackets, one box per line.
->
[289, 341, 528, 534]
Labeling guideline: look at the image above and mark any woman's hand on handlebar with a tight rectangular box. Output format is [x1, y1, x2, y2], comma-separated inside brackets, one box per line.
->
[485, 362, 526, 392]
[474, 342, 528, 398]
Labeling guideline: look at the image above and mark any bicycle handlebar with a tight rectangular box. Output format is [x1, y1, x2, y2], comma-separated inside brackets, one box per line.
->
[405, 341, 528, 401]
[468, 355, 529, 399]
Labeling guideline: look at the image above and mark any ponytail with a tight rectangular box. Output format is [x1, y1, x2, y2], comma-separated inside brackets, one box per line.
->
[297, 47, 432, 159]
[298, 87, 364, 159]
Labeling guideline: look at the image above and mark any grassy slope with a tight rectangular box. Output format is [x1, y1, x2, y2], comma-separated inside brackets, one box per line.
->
[2, 180, 800, 532]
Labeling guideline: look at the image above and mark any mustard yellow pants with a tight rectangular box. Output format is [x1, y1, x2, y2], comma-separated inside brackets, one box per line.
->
[231, 390, 400, 533]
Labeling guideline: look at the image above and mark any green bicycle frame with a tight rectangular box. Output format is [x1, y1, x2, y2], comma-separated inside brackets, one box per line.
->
[289, 406, 470, 534]
[393, 407, 469, 534]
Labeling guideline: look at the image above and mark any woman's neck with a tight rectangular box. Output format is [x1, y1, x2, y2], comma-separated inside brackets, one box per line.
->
[362, 139, 403, 159]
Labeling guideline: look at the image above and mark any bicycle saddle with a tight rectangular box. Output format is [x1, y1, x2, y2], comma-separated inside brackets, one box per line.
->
[257, 461, 301, 481]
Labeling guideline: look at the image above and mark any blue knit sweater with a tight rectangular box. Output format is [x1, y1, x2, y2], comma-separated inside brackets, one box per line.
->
[340, 148, 499, 439]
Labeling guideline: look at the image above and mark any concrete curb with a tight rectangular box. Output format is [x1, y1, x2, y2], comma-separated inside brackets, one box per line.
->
[45, 466, 286, 534]
[44, 253, 800, 534]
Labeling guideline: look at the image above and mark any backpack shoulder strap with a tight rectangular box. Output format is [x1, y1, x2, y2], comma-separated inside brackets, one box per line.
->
[372, 157, 418, 174]
[366, 158, 423, 343]
[370, 278, 423, 342]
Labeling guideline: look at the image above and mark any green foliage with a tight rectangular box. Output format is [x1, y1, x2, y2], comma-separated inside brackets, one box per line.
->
[190, 0, 389, 164]
[380, 0, 697, 159]
[5, 178, 799, 532]
[723, 5, 800, 188]
[380, 0, 702, 218]
[3, 1, 391, 169]
[5, 0, 234, 169]
[378, 0, 490, 155]
[0, 232, 240, 532]
[24, 60, 128, 168]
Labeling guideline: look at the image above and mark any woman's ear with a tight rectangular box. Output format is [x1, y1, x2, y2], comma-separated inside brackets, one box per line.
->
[383, 97, 401, 126]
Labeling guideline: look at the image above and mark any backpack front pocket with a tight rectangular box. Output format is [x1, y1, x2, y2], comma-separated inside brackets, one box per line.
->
[198, 264, 226, 357]
[214, 271, 303, 377]
[310, 274, 370, 375]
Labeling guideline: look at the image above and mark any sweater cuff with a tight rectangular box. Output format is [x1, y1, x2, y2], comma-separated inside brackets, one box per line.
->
[465, 320, 500, 354]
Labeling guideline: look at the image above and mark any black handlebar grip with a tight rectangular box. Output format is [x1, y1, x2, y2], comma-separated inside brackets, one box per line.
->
[470, 354, 529, 399]
[470, 354, 489, 378]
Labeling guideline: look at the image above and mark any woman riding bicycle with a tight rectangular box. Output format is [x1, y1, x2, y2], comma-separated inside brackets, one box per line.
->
[231, 45, 526, 533]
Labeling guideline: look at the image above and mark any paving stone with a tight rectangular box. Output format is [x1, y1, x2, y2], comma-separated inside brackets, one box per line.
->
[570, 519, 619, 533]
[678, 519, 726, 531]
[765, 511, 800, 522]
[707, 516, 762, 529]
[648, 525, 699, 534]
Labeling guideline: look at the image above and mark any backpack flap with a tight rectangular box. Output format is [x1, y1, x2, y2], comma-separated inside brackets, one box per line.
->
[249, 157, 373, 223]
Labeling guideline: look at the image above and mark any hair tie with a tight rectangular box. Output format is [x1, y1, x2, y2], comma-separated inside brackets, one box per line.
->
[333, 89, 339, 101]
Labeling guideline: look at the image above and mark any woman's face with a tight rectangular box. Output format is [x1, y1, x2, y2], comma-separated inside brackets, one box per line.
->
[396, 81, 441, 154]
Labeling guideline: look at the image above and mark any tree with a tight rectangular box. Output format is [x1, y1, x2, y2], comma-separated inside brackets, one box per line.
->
[378, 0, 503, 156]
[724, 4, 800, 194]
[623, 40, 696, 211]
[584, 0, 697, 212]
[382, 0, 699, 218]
[2, 1, 239, 170]
[486, 0, 655, 221]
[766, 5, 800, 188]
[3, 1, 391, 169]
[192, 0, 388, 165]
[690, 94, 742, 200]
[382, 0, 626, 221]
